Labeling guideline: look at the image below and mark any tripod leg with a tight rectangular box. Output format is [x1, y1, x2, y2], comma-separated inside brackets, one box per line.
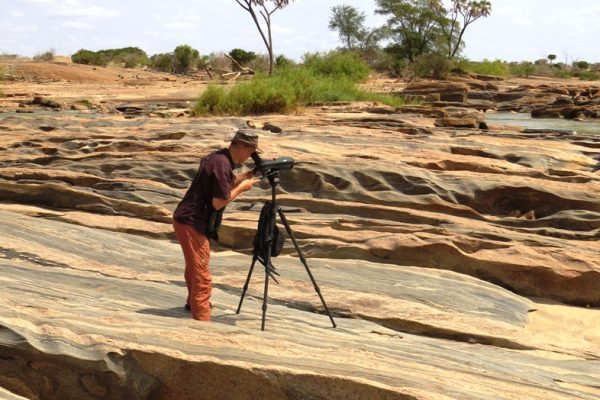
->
[236, 254, 258, 314]
[261, 242, 273, 331]
[277, 208, 337, 328]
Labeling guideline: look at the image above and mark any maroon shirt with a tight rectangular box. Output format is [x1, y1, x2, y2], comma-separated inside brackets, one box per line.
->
[174, 148, 235, 233]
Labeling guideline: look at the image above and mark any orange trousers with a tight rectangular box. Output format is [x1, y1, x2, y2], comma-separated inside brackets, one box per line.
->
[173, 220, 212, 321]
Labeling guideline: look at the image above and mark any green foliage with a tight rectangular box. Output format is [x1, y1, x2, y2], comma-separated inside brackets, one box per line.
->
[173, 45, 200, 74]
[275, 54, 295, 69]
[329, 4, 367, 51]
[465, 59, 508, 76]
[553, 70, 572, 79]
[302, 51, 370, 82]
[411, 53, 453, 79]
[574, 60, 590, 70]
[72, 49, 106, 66]
[71, 47, 148, 68]
[509, 61, 536, 77]
[547, 54, 557, 63]
[193, 66, 403, 116]
[375, 0, 444, 62]
[149, 45, 202, 74]
[33, 48, 55, 61]
[578, 71, 600, 81]
[229, 48, 257, 67]
[149, 53, 174, 72]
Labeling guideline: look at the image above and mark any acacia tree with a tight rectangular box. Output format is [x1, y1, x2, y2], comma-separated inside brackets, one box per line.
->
[375, 0, 444, 63]
[434, 0, 491, 59]
[328, 5, 367, 51]
[236, 0, 293, 75]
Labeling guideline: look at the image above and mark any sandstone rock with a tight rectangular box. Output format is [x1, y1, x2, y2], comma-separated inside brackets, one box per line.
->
[403, 81, 469, 96]
[32, 96, 61, 109]
[397, 106, 447, 118]
[262, 122, 283, 133]
[434, 117, 479, 129]
[155, 131, 187, 141]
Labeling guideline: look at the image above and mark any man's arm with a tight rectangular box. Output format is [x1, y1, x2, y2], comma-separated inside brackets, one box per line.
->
[212, 177, 260, 210]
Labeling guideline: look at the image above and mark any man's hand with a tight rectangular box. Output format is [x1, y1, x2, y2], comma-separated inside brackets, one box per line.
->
[234, 170, 255, 186]
[213, 176, 260, 210]
[239, 177, 260, 192]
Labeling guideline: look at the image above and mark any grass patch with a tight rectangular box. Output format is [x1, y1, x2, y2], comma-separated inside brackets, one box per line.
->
[458, 59, 509, 77]
[193, 67, 403, 116]
[578, 71, 600, 81]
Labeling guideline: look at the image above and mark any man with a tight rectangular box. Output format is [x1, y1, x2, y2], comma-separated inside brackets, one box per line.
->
[173, 129, 261, 321]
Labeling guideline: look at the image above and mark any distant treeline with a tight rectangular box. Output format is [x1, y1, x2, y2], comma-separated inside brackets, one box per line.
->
[70, 45, 271, 75]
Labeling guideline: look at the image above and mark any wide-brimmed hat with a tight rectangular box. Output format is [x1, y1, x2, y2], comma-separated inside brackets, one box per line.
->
[230, 128, 261, 152]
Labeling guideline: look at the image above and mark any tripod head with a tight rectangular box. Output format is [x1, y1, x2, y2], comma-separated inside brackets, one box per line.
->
[251, 152, 294, 183]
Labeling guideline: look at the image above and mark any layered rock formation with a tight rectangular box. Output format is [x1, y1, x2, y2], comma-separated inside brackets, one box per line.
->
[0, 62, 599, 399]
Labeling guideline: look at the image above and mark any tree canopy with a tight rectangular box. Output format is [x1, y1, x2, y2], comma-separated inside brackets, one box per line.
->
[328, 5, 367, 51]
[375, 0, 492, 62]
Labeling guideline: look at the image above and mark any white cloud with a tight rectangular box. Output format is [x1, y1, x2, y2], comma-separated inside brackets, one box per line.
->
[17, 0, 52, 3]
[164, 22, 198, 31]
[49, 5, 121, 19]
[62, 21, 94, 29]
[0, 23, 39, 34]
[272, 24, 294, 34]
[9, 10, 26, 17]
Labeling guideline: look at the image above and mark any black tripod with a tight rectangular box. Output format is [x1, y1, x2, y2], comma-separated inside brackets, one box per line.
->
[236, 171, 337, 331]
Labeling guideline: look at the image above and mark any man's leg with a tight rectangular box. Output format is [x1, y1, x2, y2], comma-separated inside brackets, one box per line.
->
[173, 220, 212, 320]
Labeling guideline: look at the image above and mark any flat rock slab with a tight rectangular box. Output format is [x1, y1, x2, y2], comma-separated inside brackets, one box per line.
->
[1, 211, 599, 400]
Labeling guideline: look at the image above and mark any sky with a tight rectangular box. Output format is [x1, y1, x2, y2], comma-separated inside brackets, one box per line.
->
[1, 0, 600, 63]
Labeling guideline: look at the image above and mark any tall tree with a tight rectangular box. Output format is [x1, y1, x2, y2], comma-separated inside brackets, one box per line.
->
[432, 0, 492, 58]
[236, 0, 293, 75]
[375, 0, 444, 62]
[328, 5, 367, 51]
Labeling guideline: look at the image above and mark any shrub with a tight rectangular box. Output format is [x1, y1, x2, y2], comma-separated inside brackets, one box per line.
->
[579, 71, 600, 81]
[173, 44, 200, 74]
[150, 53, 174, 72]
[275, 54, 295, 69]
[229, 48, 257, 68]
[509, 61, 536, 77]
[553, 70, 572, 79]
[71, 47, 148, 67]
[193, 66, 403, 116]
[411, 54, 453, 79]
[466, 59, 509, 76]
[302, 50, 370, 82]
[34, 48, 55, 61]
[574, 60, 590, 70]
[71, 49, 100, 65]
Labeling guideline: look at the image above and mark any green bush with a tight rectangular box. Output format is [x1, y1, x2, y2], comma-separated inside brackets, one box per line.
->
[553, 70, 572, 79]
[302, 51, 370, 82]
[173, 45, 200, 74]
[193, 66, 403, 116]
[149, 53, 174, 72]
[509, 61, 536, 77]
[579, 71, 600, 81]
[411, 54, 453, 79]
[229, 48, 257, 68]
[71, 47, 148, 67]
[275, 54, 295, 69]
[465, 59, 509, 76]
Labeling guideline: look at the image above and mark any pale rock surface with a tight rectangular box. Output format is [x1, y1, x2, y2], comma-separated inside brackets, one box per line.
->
[0, 60, 599, 399]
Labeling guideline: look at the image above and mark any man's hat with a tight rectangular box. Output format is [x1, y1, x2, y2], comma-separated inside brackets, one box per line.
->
[230, 128, 261, 152]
